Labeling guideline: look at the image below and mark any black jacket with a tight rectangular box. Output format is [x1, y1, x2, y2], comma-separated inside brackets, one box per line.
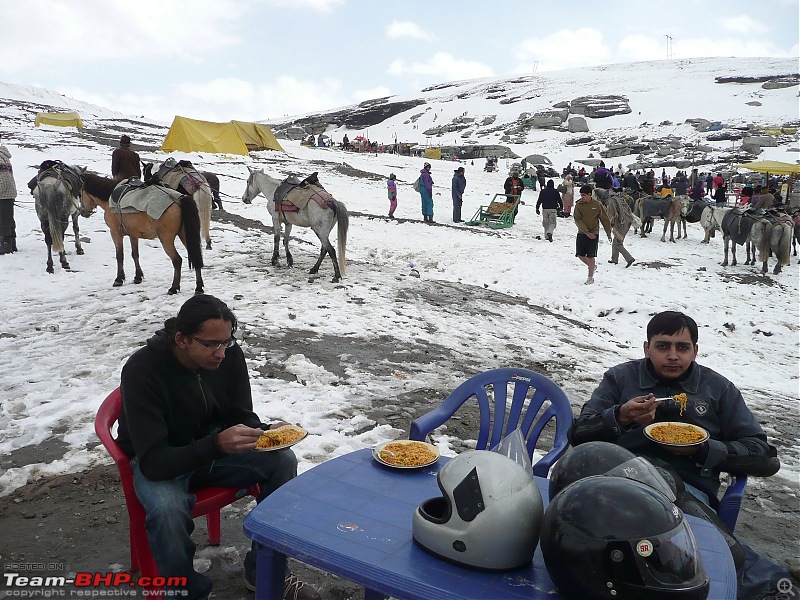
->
[111, 147, 142, 182]
[536, 182, 563, 210]
[116, 330, 262, 480]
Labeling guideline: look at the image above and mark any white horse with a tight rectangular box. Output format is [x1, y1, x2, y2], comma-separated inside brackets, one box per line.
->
[699, 205, 730, 244]
[143, 161, 213, 250]
[750, 216, 793, 275]
[242, 167, 349, 282]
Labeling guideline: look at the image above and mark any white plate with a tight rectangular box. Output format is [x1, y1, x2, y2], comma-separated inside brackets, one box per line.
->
[644, 422, 709, 448]
[255, 426, 308, 452]
[372, 440, 440, 469]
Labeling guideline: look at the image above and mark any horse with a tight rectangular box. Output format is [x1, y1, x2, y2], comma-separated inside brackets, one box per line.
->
[790, 208, 800, 261]
[678, 198, 710, 239]
[750, 213, 793, 274]
[720, 208, 762, 267]
[699, 205, 729, 244]
[80, 173, 204, 295]
[242, 167, 349, 282]
[635, 195, 687, 242]
[201, 171, 222, 210]
[32, 161, 90, 273]
[143, 160, 213, 250]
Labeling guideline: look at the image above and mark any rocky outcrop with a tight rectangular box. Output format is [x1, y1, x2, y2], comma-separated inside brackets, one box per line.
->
[271, 98, 426, 139]
[740, 143, 763, 155]
[715, 73, 799, 84]
[570, 95, 631, 118]
[762, 76, 800, 89]
[743, 135, 778, 147]
[568, 117, 589, 133]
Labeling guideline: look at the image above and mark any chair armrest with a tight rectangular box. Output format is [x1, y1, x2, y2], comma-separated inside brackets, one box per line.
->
[717, 474, 747, 533]
[409, 409, 451, 442]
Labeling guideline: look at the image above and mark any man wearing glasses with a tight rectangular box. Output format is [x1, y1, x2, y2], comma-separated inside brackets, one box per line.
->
[573, 184, 611, 285]
[116, 294, 320, 600]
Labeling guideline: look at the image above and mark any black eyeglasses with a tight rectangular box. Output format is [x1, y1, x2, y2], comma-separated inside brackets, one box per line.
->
[190, 335, 237, 350]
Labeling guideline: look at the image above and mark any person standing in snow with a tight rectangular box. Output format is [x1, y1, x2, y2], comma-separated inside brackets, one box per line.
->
[574, 184, 611, 285]
[605, 192, 636, 268]
[387, 173, 398, 219]
[504, 167, 525, 219]
[111, 135, 141, 182]
[560, 174, 575, 217]
[536, 180, 563, 242]
[419, 162, 434, 223]
[0, 136, 18, 254]
[451, 166, 466, 223]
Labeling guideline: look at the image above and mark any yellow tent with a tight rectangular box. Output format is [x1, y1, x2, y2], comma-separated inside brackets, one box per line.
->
[35, 111, 84, 129]
[424, 148, 442, 160]
[160, 116, 284, 155]
[230, 121, 284, 152]
[735, 160, 800, 176]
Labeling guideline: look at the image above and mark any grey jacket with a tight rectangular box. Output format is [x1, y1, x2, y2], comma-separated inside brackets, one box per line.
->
[0, 146, 17, 199]
[569, 358, 778, 497]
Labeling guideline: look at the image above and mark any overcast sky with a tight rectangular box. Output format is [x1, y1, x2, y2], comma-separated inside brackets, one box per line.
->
[1, 0, 797, 124]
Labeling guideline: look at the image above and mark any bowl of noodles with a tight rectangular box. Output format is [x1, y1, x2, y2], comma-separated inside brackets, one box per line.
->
[373, 440, 440, 469]
[255, 425, 308, 451]
[644, 422, 709, 448]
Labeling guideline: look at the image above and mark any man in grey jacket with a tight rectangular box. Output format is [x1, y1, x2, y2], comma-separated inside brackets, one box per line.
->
[570, 310, 789, 600]
[0, 137, 18, 254]
[570, 310, 778, 497]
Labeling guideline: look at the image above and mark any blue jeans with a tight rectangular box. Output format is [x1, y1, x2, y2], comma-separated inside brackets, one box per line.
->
[132, 449, 297, 599]
[684, 482, 794, 599]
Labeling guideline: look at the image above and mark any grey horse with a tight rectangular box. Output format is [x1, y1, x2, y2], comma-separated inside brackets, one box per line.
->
[242, 167, 349, 282]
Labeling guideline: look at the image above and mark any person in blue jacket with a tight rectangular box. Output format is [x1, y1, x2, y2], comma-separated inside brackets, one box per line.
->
[451, 166, 466, 223]
[419, 162, 434, 223]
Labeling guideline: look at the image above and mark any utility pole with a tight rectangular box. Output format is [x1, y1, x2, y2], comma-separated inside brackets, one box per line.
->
[532, 61, 539, 74]
[665, 35, 673, 59]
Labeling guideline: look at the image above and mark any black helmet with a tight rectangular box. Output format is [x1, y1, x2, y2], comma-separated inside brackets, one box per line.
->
[549, 441, 675, 502]
[541, 476, 710, 599]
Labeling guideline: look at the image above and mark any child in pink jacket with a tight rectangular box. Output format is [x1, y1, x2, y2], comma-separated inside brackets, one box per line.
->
[387, 173, 397, 218]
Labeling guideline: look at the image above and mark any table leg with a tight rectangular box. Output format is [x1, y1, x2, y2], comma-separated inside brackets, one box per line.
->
[255, 542, 287, 600]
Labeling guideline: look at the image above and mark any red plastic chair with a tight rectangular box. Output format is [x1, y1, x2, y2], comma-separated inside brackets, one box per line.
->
[94, 387, 260, 578]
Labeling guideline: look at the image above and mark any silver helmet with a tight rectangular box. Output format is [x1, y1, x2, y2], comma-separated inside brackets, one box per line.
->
[412, 450, 543, 571]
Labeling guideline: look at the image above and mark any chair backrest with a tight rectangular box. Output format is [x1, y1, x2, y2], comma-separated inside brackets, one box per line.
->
[94, 387, 140, 507]
[410, 368, 573, 477]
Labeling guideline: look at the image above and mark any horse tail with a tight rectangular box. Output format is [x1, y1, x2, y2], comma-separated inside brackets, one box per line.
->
[39, 180, 67, 254]
[335, 201, 349, 277]
[779, 222, 792, 266]
[180, 196, 204, 270]
[194, 182, 212, 244]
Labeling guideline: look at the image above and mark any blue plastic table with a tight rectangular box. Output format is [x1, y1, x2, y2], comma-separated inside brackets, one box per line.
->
[243, 448, 736, 599]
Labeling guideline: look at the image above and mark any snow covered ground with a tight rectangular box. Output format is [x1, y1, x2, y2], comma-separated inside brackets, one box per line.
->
[0, 57, 798, 500]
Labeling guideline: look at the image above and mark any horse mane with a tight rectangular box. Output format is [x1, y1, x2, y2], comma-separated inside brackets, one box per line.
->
[82, 172, 117, 200]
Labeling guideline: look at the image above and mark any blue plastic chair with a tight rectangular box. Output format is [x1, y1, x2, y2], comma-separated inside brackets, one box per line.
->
[409, 368, 573, 478]
[717, 474, 747, 533]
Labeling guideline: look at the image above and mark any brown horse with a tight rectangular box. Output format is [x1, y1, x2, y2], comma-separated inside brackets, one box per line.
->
[80, 173, 204, 295]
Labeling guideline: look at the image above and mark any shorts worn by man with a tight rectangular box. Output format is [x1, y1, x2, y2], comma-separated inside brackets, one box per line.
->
[116, 294, 320, 600]
[573, 184, 611, 285]
[570, 311, 789, 600]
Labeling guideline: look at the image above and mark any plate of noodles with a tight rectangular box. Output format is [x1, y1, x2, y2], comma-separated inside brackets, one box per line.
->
[373, 440, 440, 469]
[644, 422, 709, 448]
[255, 425, 308, 451]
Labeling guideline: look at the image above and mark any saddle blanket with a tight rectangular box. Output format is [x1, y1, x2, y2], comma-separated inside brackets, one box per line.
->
[277, 181, 335, 213]
[38, 161, 83, 197]
[110, 179, 183, 219]
[158, 165, 205, 195]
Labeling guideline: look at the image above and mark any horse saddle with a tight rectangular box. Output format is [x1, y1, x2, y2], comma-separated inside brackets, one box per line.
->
[274, 172, 332, 214]
[151, 160, 203, 194]
[37, 161, 83, 197]
[110, 179, 182, 219]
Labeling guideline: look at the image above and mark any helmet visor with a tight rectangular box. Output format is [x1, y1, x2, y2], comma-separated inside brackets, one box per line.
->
[626, 520, 709, 590]
[605, 457, 676, 502]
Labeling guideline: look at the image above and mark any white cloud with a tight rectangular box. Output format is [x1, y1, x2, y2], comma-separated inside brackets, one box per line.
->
[617, 34, 666, 62]
[0, 0, 243, 74]
[385, 21, 437, 42]
[721, 15, 769, 34]
[387, 52, 493, 81]
[257, 0, 344, 10]
[513, 28, 611, 72]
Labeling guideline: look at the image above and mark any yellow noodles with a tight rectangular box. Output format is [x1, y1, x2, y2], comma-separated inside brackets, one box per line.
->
[256, 425, 305, 449]
[649, 423, 705, 445]
[378, 441, 438, 467]
[673, 393, 688, 416]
